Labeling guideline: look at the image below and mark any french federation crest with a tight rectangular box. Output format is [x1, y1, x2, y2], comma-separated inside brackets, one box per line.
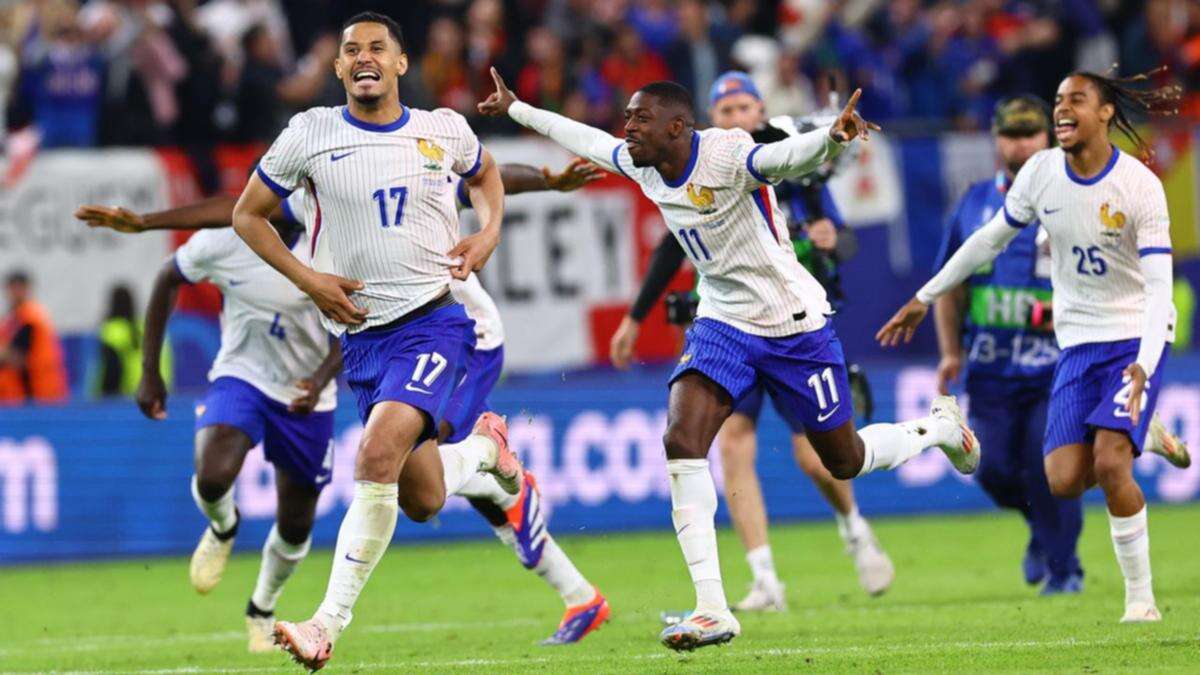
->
[686, 183, 716, 215]
[417, 139, 445, 171]
[1100, 202, 1125, 238]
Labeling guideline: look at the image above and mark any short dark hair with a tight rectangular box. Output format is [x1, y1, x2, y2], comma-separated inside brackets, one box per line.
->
[637, 81, 695, 121]
[341, 11, 405, 52]
[6, 270, 29, 286]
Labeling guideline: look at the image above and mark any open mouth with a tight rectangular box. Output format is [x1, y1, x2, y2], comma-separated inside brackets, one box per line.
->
[1054, 118, 1077, 139]
[353, 70, 381, 83]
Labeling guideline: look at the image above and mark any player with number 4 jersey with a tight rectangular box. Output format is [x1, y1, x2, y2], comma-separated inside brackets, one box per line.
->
[881, 70, 1184, 623]
[95, 190, 341, 654]
[480, 72, 983, 651]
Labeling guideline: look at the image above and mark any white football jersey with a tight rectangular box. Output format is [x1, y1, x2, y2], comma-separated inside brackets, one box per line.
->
[174, 226, 336, 411]
[285, 180, 506, 351]
[257, 105, 484, 335]
[610, 127, 829, 337]
[1004, 147, 1175, 348]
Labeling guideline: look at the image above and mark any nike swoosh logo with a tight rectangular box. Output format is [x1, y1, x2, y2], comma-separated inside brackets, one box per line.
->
[344, 553, 369, 564]
[817, 405, 841, 423]
[404, 382, 433, 395]
[330, 151, 356, 162]
[1042, 207, 1062, 215]
[228, 279, 244, 286]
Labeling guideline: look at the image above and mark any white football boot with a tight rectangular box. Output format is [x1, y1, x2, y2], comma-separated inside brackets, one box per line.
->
[659, 608, 741, 651]
[930, 395, 980, 474]
[1144, 414, 1190, 469]
[189, 526, 235, 594]
[732, 578, 787, 612]
[846, 524, 895, 596]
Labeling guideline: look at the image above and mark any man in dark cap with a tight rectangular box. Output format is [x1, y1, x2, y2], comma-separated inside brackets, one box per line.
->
[931, 95, 1077, 593]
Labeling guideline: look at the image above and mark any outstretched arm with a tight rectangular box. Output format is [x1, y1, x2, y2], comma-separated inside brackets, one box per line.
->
[137, 258, 184, 420]
[499, 158, 603, 195]
[749, 89, 879, 182]
[76, 197, 290, 233]
[877, 210, 1019, 346]
[478, 67, 628, 175]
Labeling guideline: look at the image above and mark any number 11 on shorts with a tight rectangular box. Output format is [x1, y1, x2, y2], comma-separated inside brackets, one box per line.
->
[807, 367, 840, 410]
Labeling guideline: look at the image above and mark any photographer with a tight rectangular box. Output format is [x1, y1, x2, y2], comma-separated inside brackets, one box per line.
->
[609, 72, 892, 610]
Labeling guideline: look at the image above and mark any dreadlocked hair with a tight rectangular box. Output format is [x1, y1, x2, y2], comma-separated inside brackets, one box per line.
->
[1071, 65, 1182, 160]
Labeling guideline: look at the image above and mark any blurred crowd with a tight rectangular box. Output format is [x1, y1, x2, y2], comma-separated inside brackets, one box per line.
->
[0, 0, 1194, 160]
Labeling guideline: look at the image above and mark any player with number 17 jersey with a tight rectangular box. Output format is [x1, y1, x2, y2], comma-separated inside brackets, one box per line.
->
[255, 103, 484, 426]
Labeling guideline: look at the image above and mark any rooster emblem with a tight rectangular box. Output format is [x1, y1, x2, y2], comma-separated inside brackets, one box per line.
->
[1100, 202, 1125, 237]
[686, 183, 716, 214]
[417, 139, 444, 170]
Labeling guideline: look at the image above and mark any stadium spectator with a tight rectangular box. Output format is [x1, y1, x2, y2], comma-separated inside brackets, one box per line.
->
[0, 272, 68, 405]
[95, 284, 172, 399]
[194, 0, 292, 86]
[516, 26, 570, 112]
[420, 16, 473, 114]
[626, 0, 678, 56]
[17, 3, 105, 148]
[664, 0, 734, 120]
[234, 25, 335, 142]
[599, 25, 670, 108]
[78, 0, 188, 145]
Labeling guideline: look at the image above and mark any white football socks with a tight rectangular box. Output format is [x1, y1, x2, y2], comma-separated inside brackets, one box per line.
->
[1109, 506, 1155, 608]
[856, 417, 959, 476]
[317, 481, 399, 638]
[745, 544, 780, 588]
[501, 526, 593, 607]
[190, 475, 238, 534]
[458, 472, 518, 510]
[668, 458, 727, 612]
[251, 524, 311, 613]
[440, 435, 499, 495]
[835, 506, 870, 542]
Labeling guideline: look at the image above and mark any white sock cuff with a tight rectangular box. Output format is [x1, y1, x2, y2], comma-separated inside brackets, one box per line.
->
[1108, 506, 1148, 540]
[746, 544, 772, 565]
[354, 480, 399, 502]
[266, 525, 311, 561]
[667, 458, 710, 475]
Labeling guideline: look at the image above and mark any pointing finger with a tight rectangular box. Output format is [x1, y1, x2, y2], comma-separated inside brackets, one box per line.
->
[490, 66, 506, 92]
[841, 88, 862, 116]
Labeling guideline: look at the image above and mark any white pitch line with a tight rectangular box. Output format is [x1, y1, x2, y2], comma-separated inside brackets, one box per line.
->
[0, 618, 543, 658]
[17, 635, 1188, 675]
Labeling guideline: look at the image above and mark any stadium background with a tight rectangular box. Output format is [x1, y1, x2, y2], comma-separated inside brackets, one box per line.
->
[1, 0, 1199, 563]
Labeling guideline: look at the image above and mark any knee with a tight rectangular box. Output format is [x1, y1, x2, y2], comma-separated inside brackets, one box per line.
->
[194, 475, 233, 502]
[1092, 448, 1131, 490]
[794, 443, 831, 481]
[275, 516, 314, 545]
[1045, 466, 1086, 499]
[356, 435, 400, 483]
[400, 487, 445, 523]
[664, 424, 707, 461]
[822, 456, 860, 481]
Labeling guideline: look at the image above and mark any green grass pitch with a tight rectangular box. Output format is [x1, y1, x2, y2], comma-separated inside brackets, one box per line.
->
[3, 504, 1199, 673]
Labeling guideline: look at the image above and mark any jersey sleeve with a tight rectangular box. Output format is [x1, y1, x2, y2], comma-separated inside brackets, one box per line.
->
[173, 230, 228, 283]
[706, 128, 768, 193]
[1134, 171, 1172, 256]
[1001, 150, 1046, 228]
[256, 112, 311, 198]
[281, 187, 315, 227]
[435, 109, 485, 179]
[508, 101, 632, 179]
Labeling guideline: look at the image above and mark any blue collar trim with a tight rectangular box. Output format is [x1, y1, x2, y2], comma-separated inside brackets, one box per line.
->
[662, 132, 700, 188]
[341, 105, 410, 132]
[1065, 144, 1119, 186]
